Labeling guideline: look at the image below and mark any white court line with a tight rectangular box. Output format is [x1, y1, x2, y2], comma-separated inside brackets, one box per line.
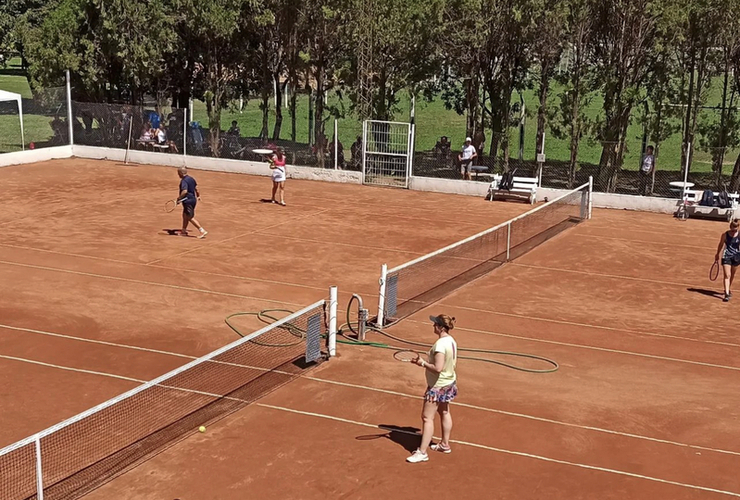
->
[145, 208, 332, 265]
[2, 338, 738, 459]
[256, 403, 740, 498]
[0, 260, 304, 307]
[571, 232, 716, 251]
[430, 304, 740, 348]
[300, 376, 740, 457]
[0, 242, 330, 292]
[511, 262, 709, 289]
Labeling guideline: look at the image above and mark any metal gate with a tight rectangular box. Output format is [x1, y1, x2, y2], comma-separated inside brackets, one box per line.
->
[362, 120, 414, 188]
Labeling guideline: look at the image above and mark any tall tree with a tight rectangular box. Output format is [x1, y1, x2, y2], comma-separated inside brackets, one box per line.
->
[590, 0, 661, 192]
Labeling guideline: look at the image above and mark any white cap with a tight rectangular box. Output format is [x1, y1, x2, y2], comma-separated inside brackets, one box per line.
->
[465, 137, 472, 142]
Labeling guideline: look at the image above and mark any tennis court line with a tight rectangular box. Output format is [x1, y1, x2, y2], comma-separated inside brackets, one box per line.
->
[572, 233, 717, 251]
[302, 376, 740, 457]
[426, 306, 740, 349]
[3, 336, 739, 460]
[511, 262, 711, 289]
[145, 207, 332, 265]
[256, 403, 740, 498]
[0, 259, 305, 307]
[0, 242, 335, 293]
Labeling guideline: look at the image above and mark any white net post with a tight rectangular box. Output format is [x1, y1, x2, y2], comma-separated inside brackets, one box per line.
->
[683, 142, 692, 202]
[506, 222, 511, 261]
[334, 119, 339, 170]
[66, 70, 74, 146]
[588, 175, 594, 219]
[328, 286, 338, 357]
[377, 264, 387, 326]
[35, 436, 43, 500]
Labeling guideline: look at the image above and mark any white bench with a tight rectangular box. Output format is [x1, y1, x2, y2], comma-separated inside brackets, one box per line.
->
[488, 175, 538, 204]
[680, 190, 739, 221]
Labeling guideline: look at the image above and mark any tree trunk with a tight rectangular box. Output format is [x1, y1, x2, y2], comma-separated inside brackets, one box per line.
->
[465, 67, 480, 139]
[731, 155, 740, 192]
[716, 54, 730, 189]
[568, 87, 581, 189]
[314, 58, 326, 168]
[682, 48, 696, 175]
[260, 64, 270, 141]
[272, 75, 283, 141]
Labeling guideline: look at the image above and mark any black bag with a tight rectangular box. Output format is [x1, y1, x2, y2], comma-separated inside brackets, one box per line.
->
[499, 169, 517, 191]
[699, 189, 715, 207]
[717, 191, 731, 209]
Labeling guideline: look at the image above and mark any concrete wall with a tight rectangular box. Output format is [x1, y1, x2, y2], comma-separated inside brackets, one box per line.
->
[72, 146, 363, 184]
[409, 176, 490, 197]
[0, 146, 72, 167]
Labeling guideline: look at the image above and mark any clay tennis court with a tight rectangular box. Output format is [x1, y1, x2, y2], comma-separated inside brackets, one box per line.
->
[1, 158, 739, 499]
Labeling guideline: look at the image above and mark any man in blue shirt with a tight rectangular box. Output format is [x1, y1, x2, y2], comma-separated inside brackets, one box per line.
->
[177, 167, 207, 238]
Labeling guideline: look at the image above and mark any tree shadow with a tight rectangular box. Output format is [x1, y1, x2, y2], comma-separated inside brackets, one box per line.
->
[687, 288, 723, 300]
[355, 425, 420, 453]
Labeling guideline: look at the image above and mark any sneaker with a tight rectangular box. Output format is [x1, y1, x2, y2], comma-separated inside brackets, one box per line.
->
[198, 230, 208, 239]
[406, 449, 429, 463]
[430, 443, 451, 454]
[724, 293, 730, 302]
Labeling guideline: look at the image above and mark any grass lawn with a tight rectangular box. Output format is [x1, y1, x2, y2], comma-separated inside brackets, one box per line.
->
[2, 57, 736, 174]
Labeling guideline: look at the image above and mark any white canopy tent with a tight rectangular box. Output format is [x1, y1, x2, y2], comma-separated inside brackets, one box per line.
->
[0, 89, 25, 151]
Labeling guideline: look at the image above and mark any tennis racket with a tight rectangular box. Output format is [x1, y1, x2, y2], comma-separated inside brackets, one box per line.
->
[393, 350, 420, 363]
[164, 198, 181, 213]
[710, 260, 720, 282]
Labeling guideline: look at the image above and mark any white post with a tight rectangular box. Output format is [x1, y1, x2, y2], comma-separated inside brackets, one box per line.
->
[683, 142, 691, 202]
[588, 175, 594, 219]
[377, 264, 387, 327]
[362, 120, 367, 183]
[328, 286, 337, 357]
[538, 132, 545, 186]
[65, 70, 73, 146]
[284, 83, 289, 109]
[183, 110, 187, 158]
[506, 223, 511, 261]
[334, 119, 338, 170]
[188, 98, 193, 124]
[273, 77, 278, 108]
[35, 436, 44, 500]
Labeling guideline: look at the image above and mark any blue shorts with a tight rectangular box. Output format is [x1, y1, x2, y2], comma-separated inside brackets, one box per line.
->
[182, 202, 196, 218]
[722, 254, 740, 267]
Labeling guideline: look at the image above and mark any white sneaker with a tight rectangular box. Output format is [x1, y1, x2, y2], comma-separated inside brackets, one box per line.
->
[198, 230, 208, 239]
[430, 443, 452, 454]
[406, 449, 429, 463]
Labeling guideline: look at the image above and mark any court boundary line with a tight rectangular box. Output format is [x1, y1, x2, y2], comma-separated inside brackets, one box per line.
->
[1, 342, 738, 459]
[572, 233, 717, 251]
[511, 262, 713, 289]
[431, 305, 740, 349]
[0, 260, 305, 307]
[145, 208, 332, 265]
[0, 242, 331, 292]
[256, 403, 740, 498]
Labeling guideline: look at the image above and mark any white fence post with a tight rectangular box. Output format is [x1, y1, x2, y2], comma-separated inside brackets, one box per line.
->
[334, 119, 338, 170]
[506, 223, 511, 261]
[682, 142, 692, 202]
[66, 70, 73, 146]
[35, 436, 44, 500]
[328, 286, 337, 357]
[588, 175, 594, 219]
[183, 111, 187, 158]
[377, 264, 387, 326]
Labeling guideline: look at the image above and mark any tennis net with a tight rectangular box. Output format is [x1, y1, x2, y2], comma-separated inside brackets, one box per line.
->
[377, 180, 592, 325]
[0, 300, 328, 500]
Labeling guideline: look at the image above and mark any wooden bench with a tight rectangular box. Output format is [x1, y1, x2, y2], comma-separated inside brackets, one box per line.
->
[680, 190, 739, 221]
[488, 174, 538, 204]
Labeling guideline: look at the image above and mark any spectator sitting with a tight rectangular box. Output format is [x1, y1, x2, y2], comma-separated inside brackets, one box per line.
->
[227, 120, 241, 137]
[139, 122, 153, 142]
[350, 136, 362, 170]
[434, 136, 451, 159]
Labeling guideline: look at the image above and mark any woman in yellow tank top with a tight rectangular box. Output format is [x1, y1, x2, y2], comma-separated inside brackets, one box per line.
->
[406, 314, 458, 463]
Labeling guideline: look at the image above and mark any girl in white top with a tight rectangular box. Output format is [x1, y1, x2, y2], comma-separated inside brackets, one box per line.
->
[407, 314, 458, 463]
[269, 147, 287, 206]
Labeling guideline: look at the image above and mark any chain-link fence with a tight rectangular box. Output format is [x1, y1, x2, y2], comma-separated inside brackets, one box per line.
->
[0, 86, 67, 153]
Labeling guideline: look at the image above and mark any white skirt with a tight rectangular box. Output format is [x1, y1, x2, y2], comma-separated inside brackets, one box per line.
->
[272, 167, 286, 183]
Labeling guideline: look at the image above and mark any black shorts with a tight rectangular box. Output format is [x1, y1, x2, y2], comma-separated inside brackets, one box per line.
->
[722, 254, 740, 267]
[182, 202, 196, 218]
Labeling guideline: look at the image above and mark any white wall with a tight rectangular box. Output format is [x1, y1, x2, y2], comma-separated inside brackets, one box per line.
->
[0, 146, 72, 168]
[72, 146, 363, 184]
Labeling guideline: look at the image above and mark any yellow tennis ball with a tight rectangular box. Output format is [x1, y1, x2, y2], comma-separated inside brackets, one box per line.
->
[198, 426, 206, 433]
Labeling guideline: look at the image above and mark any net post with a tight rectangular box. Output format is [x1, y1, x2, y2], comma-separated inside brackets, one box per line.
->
[66, 70, 74, 146]
[35, 436, 43, 500]
[377, 264, 387, 326]
[328, 286, 337, 357]
[588, 175, 594, 219]
[506, 223, 511, 261]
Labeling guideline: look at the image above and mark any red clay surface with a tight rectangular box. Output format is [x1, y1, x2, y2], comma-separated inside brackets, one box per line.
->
[2, 158, 739, 499]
